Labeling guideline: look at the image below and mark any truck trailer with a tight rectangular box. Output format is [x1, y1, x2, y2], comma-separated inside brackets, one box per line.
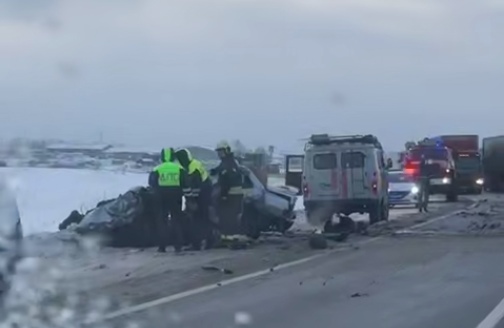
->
[482, 136, 504, 192]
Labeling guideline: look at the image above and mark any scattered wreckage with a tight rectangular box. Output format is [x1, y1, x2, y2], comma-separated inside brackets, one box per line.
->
[58, 166, 298, 248]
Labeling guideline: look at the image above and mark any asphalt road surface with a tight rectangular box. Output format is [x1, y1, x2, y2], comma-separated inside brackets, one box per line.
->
[101, 196, 504, 328]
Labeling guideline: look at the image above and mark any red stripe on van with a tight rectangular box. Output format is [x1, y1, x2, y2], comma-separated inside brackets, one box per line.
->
[342, 168, 348, 198]
[330, 169, 338, 188]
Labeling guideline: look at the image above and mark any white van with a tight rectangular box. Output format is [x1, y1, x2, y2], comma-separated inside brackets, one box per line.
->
[301, 134, 389, 229]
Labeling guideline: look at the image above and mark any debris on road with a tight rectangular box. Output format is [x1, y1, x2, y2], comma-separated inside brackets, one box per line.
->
[393, 196, 504, 236]
[309, 234, 328, 249]
[202, 266, 234, 274]
[350, 292, 369, 298]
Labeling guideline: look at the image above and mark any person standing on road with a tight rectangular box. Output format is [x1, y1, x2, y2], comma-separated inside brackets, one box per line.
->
[386, 158, 394, 169]
[417, 154, 430, 212]
[175, 148, 214, 250]
[148, 148, 186, 253]
[210, 141, 246, 241]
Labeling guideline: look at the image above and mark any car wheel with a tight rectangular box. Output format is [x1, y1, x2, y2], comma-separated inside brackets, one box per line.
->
[278, 220, 294, 233]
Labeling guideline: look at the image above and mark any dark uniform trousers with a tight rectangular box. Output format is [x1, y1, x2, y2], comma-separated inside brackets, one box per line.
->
[217, 194, 244, 236]
[417, 176, 430, 211]
[154, 190, 184, 251]
[188, 182, 214, 248]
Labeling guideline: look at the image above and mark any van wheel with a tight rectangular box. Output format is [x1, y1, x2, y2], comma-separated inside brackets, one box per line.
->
[381, 201, 389, 221]
[369, 202, 382, 225]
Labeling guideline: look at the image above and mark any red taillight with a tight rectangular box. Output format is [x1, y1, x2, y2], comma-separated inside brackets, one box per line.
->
[371, 172, 378, 194]
[302, 177, 309, 196]
[371, 181, 377, 194]
[403, 160, 418, 175]
[404, 168, 416, 175]
[303, 183, 309, 196]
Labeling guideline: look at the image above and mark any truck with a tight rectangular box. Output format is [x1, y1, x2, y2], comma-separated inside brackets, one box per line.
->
[403, 139, 458, 202]
[482, 136, 504, 192]
[434, 135, 483, 194]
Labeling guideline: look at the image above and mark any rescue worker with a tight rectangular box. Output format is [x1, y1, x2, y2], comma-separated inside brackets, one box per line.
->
[386, 158, 393, 169]
[175, 148, 214, 250]
[210, 142, 245, 240]
[148, 148, 186, 253]
[417, 154, 430, 212]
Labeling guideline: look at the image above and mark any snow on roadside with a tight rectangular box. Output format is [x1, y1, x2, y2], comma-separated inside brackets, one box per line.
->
[1, 167, 303, 237]
[0, 167, 147, 236]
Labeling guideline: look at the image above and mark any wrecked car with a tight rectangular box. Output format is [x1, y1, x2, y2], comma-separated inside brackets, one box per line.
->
[59, 167, 298, 247]
[237, 166, 298, 239]
[59, 187, 159, 247]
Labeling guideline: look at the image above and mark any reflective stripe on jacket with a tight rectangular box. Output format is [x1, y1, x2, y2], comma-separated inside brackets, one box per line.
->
[154, 162, 181, 187]
[189, 159, 209, 182]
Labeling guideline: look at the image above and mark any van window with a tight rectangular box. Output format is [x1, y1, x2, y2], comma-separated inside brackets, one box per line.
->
[313, 153, 337, 170]
[341, 152, 365, 168]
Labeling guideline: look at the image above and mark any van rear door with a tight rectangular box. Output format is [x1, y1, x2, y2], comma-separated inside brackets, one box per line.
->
[341, 151, 368, 199]
[308, 152, 339, 199]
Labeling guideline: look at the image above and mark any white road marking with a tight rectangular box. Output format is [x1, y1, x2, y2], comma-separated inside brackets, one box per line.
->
[477, 297, 504, 328]
[90, 205, 469, 324]
[396, 200, 478, 233]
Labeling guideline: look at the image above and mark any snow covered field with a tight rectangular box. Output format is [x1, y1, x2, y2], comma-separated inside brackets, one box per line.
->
[0, 167, 296, 236]
[0, 167, 147, 236]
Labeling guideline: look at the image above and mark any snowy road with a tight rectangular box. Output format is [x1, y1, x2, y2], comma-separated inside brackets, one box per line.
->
[98, 194, 504, 328]
[73, 198, 476, 327]
[105, 235, 504, 328]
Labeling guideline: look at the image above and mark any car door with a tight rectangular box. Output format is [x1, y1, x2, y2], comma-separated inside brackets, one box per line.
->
[285, 154, 304, 194]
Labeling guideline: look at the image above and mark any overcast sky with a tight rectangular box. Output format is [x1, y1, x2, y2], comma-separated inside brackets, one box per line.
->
[1, 0, 503, 152]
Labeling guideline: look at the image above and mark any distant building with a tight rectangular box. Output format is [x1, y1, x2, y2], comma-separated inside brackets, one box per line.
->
[104, 146, 160, 162]
[45, 143, 112, 157]
[105, 145, 219, 163]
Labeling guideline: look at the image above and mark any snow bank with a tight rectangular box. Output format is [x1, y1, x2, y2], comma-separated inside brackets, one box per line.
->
[0, 168, 147, 236]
